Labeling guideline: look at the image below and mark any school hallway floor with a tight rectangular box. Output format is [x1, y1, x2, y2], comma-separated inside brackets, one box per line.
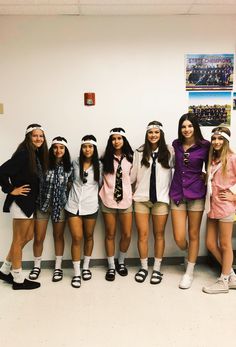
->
[0, 264, 235, 347]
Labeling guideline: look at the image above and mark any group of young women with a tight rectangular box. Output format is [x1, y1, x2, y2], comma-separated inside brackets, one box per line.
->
[0, 114, 236, 294]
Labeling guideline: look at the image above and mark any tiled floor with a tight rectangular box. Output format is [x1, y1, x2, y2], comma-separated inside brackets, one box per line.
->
[1, 264, 235, 347]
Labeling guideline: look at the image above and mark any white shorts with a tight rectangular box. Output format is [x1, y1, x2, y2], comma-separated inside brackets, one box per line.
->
[10, 202, 34, 219]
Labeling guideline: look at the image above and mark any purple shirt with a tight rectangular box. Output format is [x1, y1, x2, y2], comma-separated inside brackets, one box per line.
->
[169, 139, 210, 204]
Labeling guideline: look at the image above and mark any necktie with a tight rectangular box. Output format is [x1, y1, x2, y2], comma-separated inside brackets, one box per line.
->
[114, 156, 124, 203]
[149, 152, 158, 203]
[52, 164, 61, 222]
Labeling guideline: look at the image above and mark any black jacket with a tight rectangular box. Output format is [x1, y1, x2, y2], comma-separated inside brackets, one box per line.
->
[0, 149, 39, 217]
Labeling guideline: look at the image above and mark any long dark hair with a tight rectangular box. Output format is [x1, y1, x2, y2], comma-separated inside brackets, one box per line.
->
[48, 136, 71, 173]
[101, 127, 133, 174]
[79, 135, 100, 183]
[14, 123, 48, 174]
[139, 121, 170, 169]
[178, 113, 204, 144]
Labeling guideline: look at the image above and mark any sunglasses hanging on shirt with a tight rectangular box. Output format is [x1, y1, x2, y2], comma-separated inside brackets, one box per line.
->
[183, 152, 190, 166]
[83, 171, 88, 184]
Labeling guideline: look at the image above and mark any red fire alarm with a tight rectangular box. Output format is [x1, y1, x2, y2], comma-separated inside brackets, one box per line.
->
[84, 92, 95, 106]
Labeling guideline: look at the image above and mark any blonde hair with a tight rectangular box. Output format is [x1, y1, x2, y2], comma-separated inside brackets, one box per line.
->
[208, 126, 233, 176]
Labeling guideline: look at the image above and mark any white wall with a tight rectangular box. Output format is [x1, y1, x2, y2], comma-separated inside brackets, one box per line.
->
[0, 15, 236, 262]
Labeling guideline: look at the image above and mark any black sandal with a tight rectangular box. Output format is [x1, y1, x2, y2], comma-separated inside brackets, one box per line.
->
[116, 263, 128, 277]
[52, 269, 63, 282]
[71, 275, 81, 288]
[150, 270, 163, 285]
[135, 269, 148, 283]
[29, 267, 41, 280]
[105, 269, 116, 281]
[82, 269, 92, 281]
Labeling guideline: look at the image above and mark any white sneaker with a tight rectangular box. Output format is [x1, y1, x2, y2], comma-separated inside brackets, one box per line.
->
[179, 273, 193, 289]
[228, 274, 236, 289]
[202, 278, 229, 294]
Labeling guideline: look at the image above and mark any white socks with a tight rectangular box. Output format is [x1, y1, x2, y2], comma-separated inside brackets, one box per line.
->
[73, 261, 81, 277]
[83, 256, 91, 270]
[140, 258, 148, 270]
[0, 260, 12, 275]
[34, 257, 42, 268]
[153, 258, 162, 272]
[55, 256, 63, 269]
[118, 251, 126, 265]
[186, 262, 195, 277]
[107, 256, 115, 270]
[12, 268, 24, 283]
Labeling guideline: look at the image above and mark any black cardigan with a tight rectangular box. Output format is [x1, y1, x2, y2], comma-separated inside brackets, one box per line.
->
[0, 149, 39, 217]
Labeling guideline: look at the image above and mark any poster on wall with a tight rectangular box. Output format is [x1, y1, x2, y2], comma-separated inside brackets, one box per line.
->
[188, 91, 231, 126]
[186, 54, 234, 91]
[233, 93, 236, 110]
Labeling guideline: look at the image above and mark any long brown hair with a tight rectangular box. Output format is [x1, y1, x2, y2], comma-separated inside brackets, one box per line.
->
[208, 126, 233, 176]
[139, 121, 170, 169]
[49, 136, 71, 173]
[14, 123, 48, 174]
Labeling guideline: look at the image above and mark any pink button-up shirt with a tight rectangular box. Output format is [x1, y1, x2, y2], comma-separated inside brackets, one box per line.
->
[99, 156, 132, 209]
[207, 153, 236, 219]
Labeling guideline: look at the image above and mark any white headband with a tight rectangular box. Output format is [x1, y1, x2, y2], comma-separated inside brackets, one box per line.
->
[146, 124, 162, 131]
[81, 140, 97, 146]
[52, 139, 68, 148]
[25, 126, 44, 135]
[110, 130, 126, 137]
[212, 131, 230, 142]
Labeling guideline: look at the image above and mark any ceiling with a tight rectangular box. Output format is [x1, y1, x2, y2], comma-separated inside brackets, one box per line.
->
[0, 0, 236, 16]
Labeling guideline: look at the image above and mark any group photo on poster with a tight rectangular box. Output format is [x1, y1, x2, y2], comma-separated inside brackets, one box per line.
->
[186, 54, 234, 91]
[188, 91, 231, 126]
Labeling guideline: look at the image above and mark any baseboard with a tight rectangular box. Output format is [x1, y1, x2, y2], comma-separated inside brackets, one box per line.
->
[0, 255, 209, 269]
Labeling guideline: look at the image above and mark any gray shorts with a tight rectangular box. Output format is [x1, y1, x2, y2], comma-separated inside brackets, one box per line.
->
[36, 208, 66, 222]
